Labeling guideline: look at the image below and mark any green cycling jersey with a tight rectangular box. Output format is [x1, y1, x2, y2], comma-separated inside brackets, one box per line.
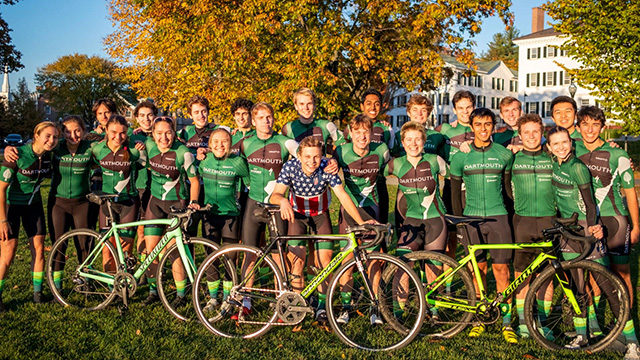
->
[334, 142, 390, 207]
[511, 149, 555, 217]
[0, 144, 52, 205]
[440, 122, 474, 163]
[199, 153, 250, 216]
[145, 139, 197, 201]
[91, 141, 145, 200]
[50, 140, 94, 199]
[552, 154, 594, 222]
[281, 118, 343, 153]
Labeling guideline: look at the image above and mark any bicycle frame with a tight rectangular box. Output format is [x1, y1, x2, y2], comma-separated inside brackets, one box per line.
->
[425, 241, 583, 315]
[76, 216, 197, 286]
[237, 231, 375, 302]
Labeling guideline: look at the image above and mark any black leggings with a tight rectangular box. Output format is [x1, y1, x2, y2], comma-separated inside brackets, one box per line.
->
[49, 197, 92, 262]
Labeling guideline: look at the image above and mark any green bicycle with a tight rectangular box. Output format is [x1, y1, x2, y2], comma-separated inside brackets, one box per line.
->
[46, 191, 219, 321]
[385, 213, 629, 353]
[192, 203, 426, 351]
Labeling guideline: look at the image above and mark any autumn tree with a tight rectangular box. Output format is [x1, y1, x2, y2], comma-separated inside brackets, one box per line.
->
[480, 27, 519, 70]
[0, 0, 23, 72]
[107, 0, 512, 129]
[35, 54, 136, 124]
[544, 0, 640, 134]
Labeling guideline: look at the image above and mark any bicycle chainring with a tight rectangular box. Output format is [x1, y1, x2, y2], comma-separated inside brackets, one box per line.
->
[276, 291, 309, 325]
[113, 272, 137, 296]
[475, 302, 500, 323]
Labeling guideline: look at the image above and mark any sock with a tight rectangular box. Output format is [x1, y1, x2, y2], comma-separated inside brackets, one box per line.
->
[501, 303, 511, 326]
[222, 280, 232, 301]
[53, 271, 64, 290]
[340, 291, 352, 306]
[587, 303, 602, 335]
[208, 280, 220, 298]
[148, 277, 157, 295]
[318, 293, 326, 310]
[574, 316, 588, 337]
[516, 298, 526, 327]
[393, 300, 405, 318]
[537, 299, 551, 325]
[175, 279, 187, 297]
[32, 271, 44, 293]
[624, 320, 639, 344]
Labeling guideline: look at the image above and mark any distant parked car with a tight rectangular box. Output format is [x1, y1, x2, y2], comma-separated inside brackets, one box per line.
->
[3, 134, 23, 148]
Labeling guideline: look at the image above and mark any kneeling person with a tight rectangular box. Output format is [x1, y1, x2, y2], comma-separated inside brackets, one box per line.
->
[270, 137, 370, 322]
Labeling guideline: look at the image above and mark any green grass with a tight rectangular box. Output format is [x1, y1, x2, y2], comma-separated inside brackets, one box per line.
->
[0, 181, 635, 359]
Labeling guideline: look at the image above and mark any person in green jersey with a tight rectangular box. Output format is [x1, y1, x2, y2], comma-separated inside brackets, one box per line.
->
[178, 95, 230, 237]
[547, 126, 610, 349]
[230, 98, 255, 156]
[450, 108, 516, 342]
[92, 115, 146, 274]
[575, 106, 640, 357]
[237, 102, 298, 317]
[281, 88, 343, 155]
[550, 96, 582, 141]
[131, 100, 158, 272]
[86, 98, 117, 141]
[0, 122, 59, 309]
[199, 128, 250, 312]
[141, 116, 200, 306]
[508, 114, 555, 339]
[493, 96, 524, 151]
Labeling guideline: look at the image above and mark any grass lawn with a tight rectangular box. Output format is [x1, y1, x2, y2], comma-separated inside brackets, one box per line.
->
[0, 180, 636, 359]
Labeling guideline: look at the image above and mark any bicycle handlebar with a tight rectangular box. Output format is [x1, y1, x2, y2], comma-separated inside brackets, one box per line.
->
[543, 213, 597, 263]
[346, 223, 393, 251]
[166, 204, 213, 232]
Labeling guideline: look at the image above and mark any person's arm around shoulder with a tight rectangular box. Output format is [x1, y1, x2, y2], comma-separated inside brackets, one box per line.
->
[332, 184, 376, 225]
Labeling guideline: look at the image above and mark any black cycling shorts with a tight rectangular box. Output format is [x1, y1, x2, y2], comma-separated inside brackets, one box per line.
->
[513, 215, 554, 272]
[202, 213, 240, 245]
[397, 216, 447, 254]
[8, 203, 46, 238]
[458, 215, 512, 264]
[558, 219, 607, 262]
[287, 212, 334, 250]
[602, 215, 630, 263]
[241, 198, 288, 248]
[99, 197, 140, 237]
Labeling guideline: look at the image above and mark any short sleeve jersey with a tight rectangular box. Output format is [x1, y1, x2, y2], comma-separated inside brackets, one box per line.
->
[0, 144, 52, 205]
[494, 128, 523, 148]
[130, 130, 153, 190]
[569, 128, 583, 141]
[51, 140, 94, 199]
[281, 119, 343, 153]
[576, 141, 634, 217]
[449, 142, 513, 217]
[145, 139, 197, 201]
[199, 153, 250, 216]
[178, 123, 231, 158]
[511, 149, 555, 217]
[393, 128, 447, 159]
[91, 141, 144, 200]
[231, 128, 256, 156]
[440, 123, 474, 163]
[334, 142, 390, 207]
[276, 158, 341, 216]
[552, 154, 593, 220]
[240, 133, 298, 202]
[384, 153, 448, 220]
[342, 122, 395, 149]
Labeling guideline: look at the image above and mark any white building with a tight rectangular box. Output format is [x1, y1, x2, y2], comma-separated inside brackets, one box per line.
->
[387, 55, 518, 132]
[513, 7, 601, 125]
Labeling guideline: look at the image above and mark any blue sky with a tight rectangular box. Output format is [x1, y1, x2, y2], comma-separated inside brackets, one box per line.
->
[1, 0, 547, 92]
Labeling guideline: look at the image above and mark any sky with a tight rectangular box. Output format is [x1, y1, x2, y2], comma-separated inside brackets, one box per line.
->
[0, 0, 548, 92]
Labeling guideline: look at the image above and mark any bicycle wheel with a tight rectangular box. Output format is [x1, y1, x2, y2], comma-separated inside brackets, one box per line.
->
[156, 237, 219, 321]
[326, 252, 426, 351]
[388, 250, 476, 338]
[193, 244, 284, 338]
[46, 229, 119, 310]
[524, 260, 629, 352]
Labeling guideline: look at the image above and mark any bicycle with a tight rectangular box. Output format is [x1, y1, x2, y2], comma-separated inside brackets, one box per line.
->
[191, 202, 426, 351]
[384, 213, 629, 353]
[46, 191, 219, 321]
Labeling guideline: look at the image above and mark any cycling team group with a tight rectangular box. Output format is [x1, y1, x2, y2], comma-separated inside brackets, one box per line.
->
[0, 87, 637, 354]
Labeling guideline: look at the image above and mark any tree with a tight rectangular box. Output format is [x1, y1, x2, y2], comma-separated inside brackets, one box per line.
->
[34, 54, 136, 124]
[0, 78, 42, 137]
[107, 0, 513, 129]
[480, 27, 519, 70]
[544, 0, 640, 134]
[0, 0, 24, 72]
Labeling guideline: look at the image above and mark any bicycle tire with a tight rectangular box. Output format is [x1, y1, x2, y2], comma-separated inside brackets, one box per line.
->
[388, 250, 476, 338]
[326, 252, 426, 351]
[192, 244, 284, 339]
[156, 237, 219, 321]
[46, 229, 119, 310]
[524, 259, 629, 352]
